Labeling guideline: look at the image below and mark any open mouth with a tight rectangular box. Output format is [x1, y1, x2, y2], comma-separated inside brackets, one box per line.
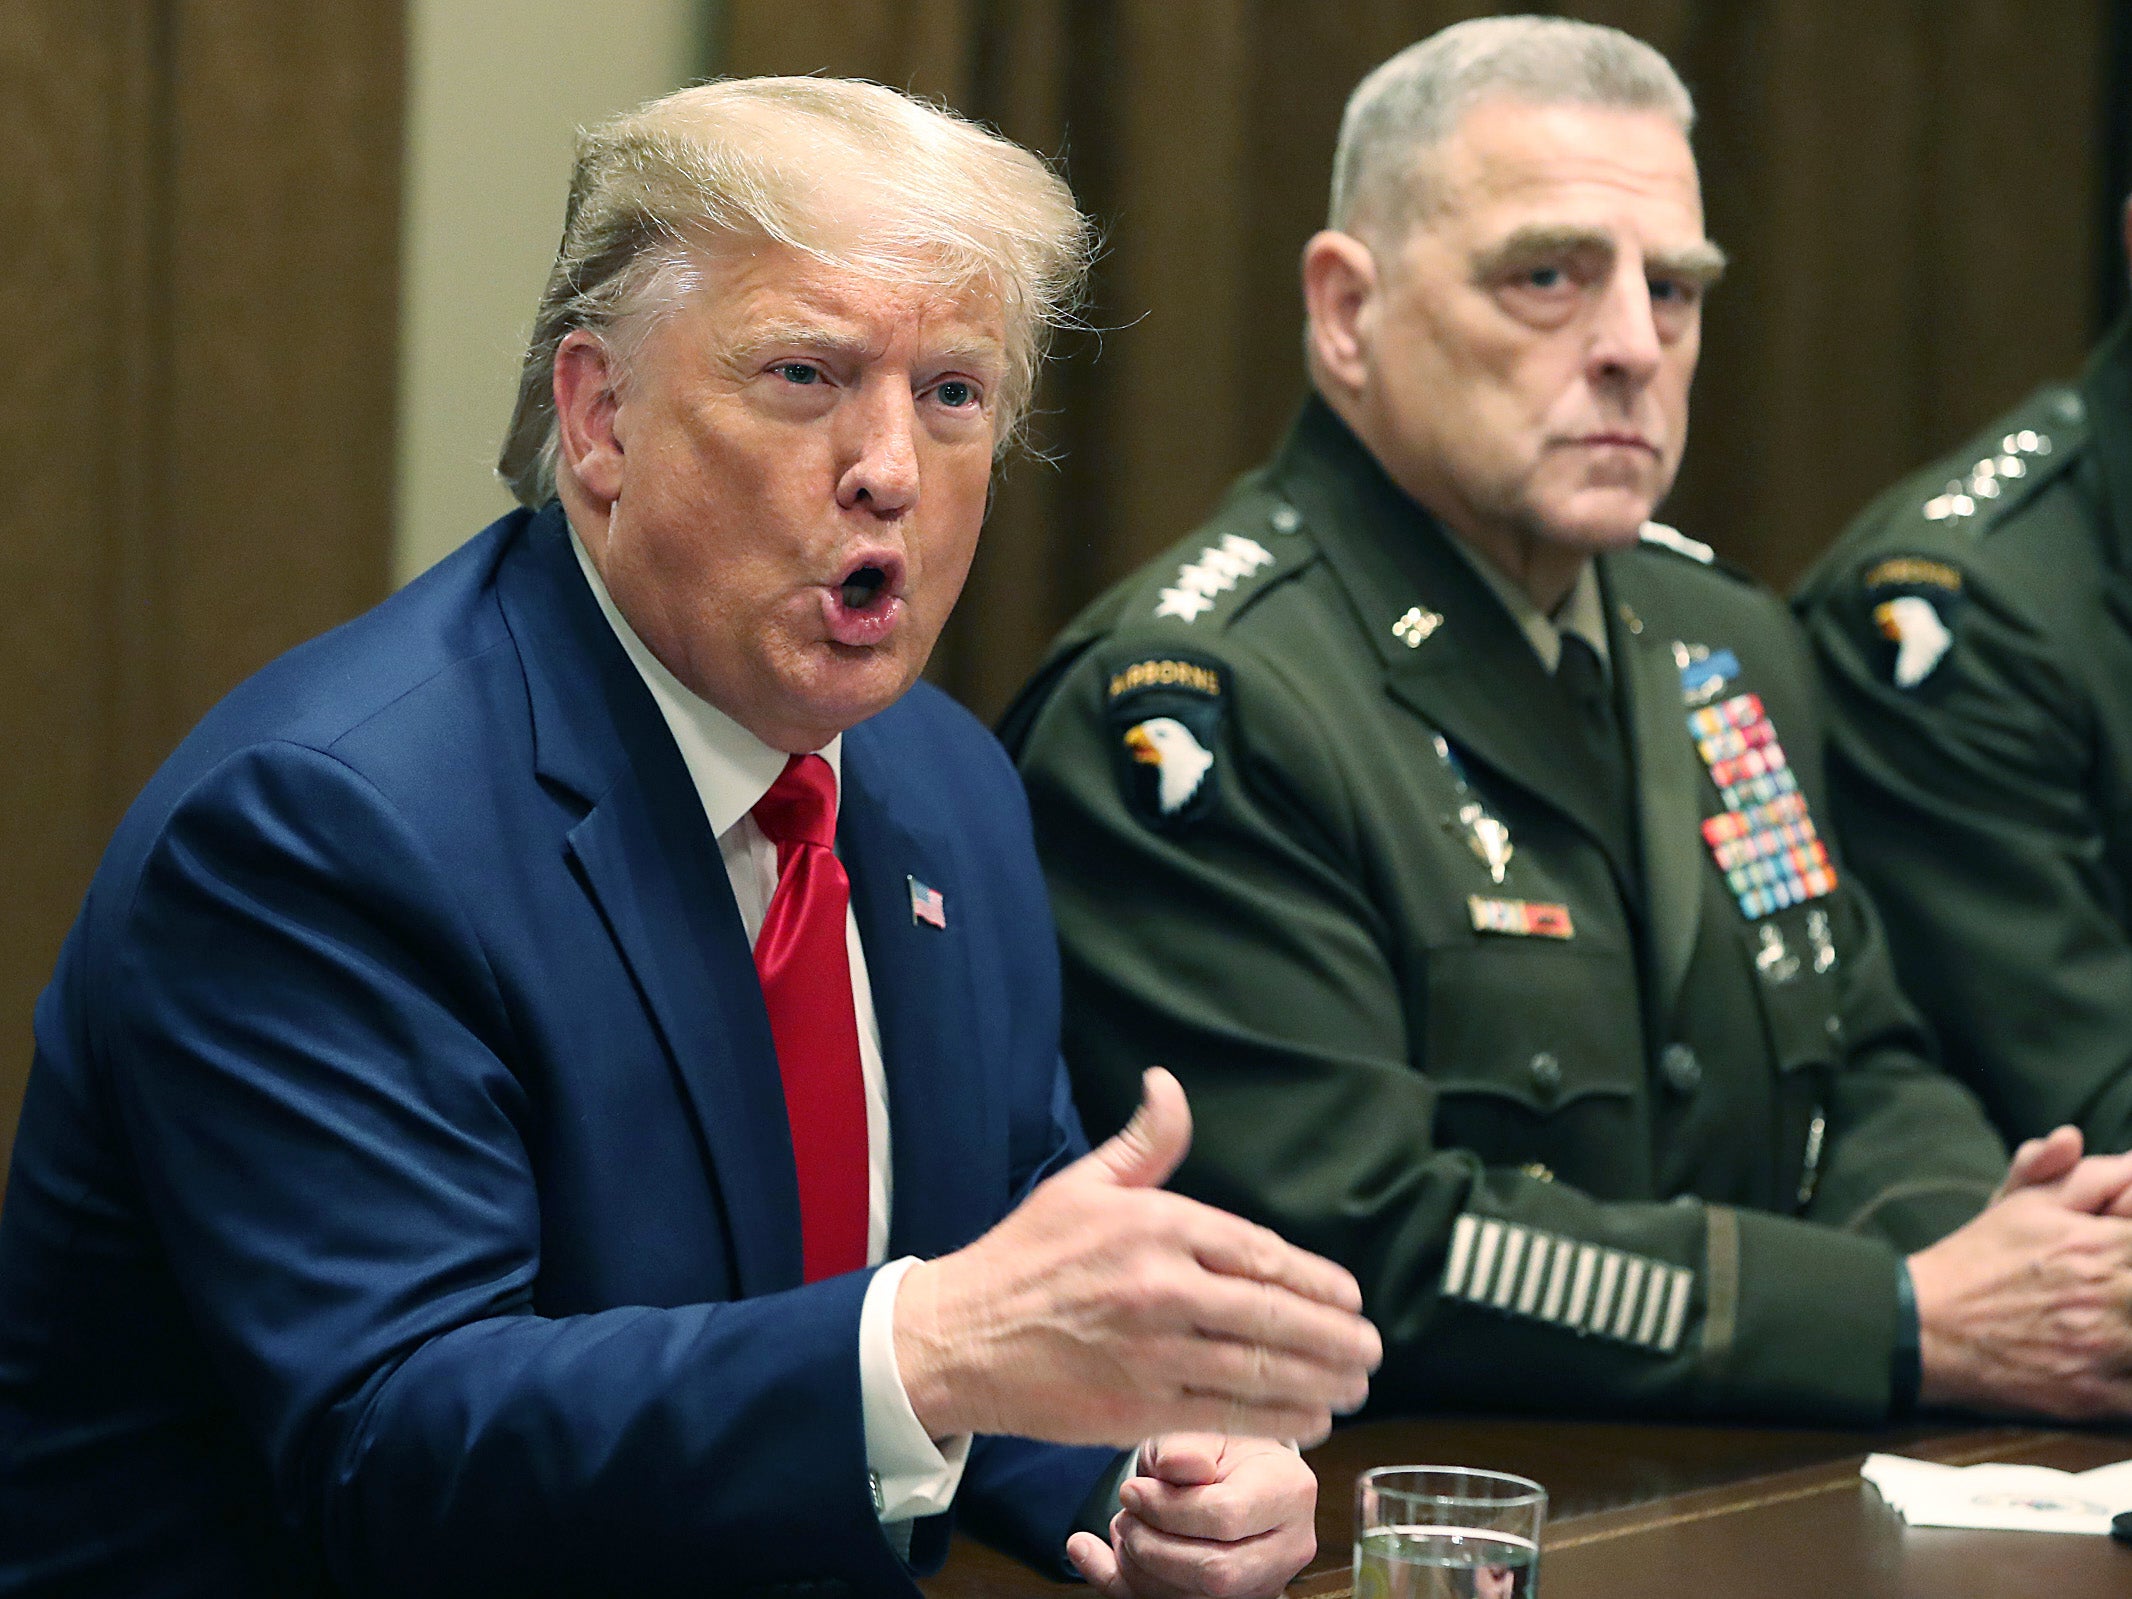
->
[822, 553, 907, 646]
[842, 565, 891, 609]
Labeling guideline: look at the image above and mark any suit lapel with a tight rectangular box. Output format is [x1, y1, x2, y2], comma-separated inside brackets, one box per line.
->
[1605, 557, 1708, 1027]
[498, 507, 802, 1295]
[565, 778, 802, 1295]
[838, 724, 1000, 1263]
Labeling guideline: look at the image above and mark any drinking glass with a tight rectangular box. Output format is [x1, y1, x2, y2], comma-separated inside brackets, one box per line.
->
[1354, 1465, 1547, 1599]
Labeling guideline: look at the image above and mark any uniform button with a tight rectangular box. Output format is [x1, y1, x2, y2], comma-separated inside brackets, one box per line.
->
[1268, 503, 1301, 535]
[1528, 1051, 1562, 1095]
[1661, 1043, 1703, 1094]
[1824, 1014, 1845, 1044]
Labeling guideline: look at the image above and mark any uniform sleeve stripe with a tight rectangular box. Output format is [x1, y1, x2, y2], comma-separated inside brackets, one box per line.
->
[1516, 1237, 1551, 1316]
[1590, 1252, 1623, 1334]
[1541, 1242, 1574, 1322]
[1658, 1267, 1694, 1354]
[1491, 1226, 1528, 1308]
[1634, 1264, 1668, 1347]
[1444, 1213, 1479, 1298]
[1470, 1220, 1504, 1305]
[1567, 1246, 1598, 1328]
[1437, 1212, 1696, 1357]
[1612, 1257, 1647, 1341]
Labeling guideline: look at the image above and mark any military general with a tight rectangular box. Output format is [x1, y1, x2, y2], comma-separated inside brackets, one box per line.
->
[1008, 16, 2132, 1426]
[1797, 204, 2132, 1157]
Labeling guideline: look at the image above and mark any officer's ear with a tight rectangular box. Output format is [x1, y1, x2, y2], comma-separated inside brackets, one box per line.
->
[1302, 230, 1379, 401]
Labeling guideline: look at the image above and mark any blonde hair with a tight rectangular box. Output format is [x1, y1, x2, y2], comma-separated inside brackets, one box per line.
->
[498, 77, 1094, 506]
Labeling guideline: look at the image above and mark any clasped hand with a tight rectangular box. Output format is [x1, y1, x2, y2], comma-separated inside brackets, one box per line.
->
[1911, 1125, 2132, 1419]
[1068, 1433, 1317, 1599]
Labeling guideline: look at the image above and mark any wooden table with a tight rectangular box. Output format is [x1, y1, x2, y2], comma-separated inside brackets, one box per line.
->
[922, 1417, 2132, 1597]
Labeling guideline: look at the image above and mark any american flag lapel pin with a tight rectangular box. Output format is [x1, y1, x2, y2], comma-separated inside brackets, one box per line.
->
[907, 875, 947, 930]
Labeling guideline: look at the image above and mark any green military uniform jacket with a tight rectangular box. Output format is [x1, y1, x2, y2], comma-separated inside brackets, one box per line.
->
[1005, 399, 2008, 1425]
[1796, 315, 2132, 1153]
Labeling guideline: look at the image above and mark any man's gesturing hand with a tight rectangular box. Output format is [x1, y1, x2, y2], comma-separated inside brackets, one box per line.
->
[1067, 1434, 1317, 1599]
[1912, 1128, 2132, 1421]
[893, 1068, 1381, 1447]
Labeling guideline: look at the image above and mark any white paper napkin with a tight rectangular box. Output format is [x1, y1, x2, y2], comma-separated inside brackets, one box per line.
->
[1862, 1452, 2132, 1535]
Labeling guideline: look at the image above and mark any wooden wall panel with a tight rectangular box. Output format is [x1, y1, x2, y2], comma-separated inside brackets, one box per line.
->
[0, 4, 401, 1192]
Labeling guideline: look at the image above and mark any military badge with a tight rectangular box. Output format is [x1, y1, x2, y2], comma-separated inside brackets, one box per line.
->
[1674, 642, 1741, 706]
[1104, 652, 1227, 828]
[1432, 734, 1514, 883]
[1861, 555, 1963, 689]
[1468, 896, 1574, 939]
[1689, 692, 1839, 919]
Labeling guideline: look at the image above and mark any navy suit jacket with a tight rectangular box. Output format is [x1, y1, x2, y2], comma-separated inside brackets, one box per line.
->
[0, 506, 1114, 1596]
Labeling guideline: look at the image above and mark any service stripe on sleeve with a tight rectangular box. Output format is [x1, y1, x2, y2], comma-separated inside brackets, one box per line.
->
[1444, 1213, 1479, 1298]
[1492, 1227, 1528, 1308]
[1471, 1221, 1504, 1305]
[1438, 1213, 1697, 1356]
[1658, 1267, 1694, 1354]
[1590, 1252, 1623, 1334]
[1516, 1236, 1551, 1316]
[1612, 1257, 1648, 1341]
[1541, 1245, 1574, 1322]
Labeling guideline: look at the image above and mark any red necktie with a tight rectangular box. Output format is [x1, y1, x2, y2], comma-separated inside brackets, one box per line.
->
[750, 754, 870, 1281]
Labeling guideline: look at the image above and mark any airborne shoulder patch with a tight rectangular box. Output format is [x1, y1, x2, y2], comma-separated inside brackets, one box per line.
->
[1861, 554, 1964, 690]
[1104, 652, 1227, 829]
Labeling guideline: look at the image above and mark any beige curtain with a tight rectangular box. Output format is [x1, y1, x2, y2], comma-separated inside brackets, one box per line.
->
[724, 0, 2109, 719]
[0, 3, 402, 1180]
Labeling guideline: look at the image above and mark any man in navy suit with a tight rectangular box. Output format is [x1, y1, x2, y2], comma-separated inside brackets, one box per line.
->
[0, 79, 1379, 1597]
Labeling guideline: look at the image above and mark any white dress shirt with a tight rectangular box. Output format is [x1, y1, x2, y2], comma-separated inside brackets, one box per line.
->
[567, 527, 970, 1527]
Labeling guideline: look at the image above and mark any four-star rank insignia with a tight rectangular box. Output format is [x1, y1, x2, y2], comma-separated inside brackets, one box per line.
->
[1105, 652, 1227, 829]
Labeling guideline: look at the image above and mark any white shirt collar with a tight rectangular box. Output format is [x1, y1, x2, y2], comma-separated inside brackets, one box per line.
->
[566, 520, 841, 834]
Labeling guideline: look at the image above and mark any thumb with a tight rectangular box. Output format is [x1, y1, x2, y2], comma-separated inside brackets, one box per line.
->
[1081, 1067, 1193, 1190]
[1140, 1431, 1225, 1486]
[1066, 1529, 1133, 1599]
[1999, 1124, 2083, 1200]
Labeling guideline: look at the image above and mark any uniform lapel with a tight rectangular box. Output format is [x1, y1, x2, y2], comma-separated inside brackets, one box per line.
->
[1275, 401, 1638, 888]
[499, 507, 803, 1295]
[1604, 556, 1708, 1026]
[837, 721, 1000, 1262]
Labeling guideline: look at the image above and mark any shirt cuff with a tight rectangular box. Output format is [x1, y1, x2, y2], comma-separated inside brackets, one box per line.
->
[859, 1255, 971, 1523]
[1889, 1258, 1923, 1417]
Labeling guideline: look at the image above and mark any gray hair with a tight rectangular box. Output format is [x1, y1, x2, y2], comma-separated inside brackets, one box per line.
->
[1328, 16, 1696, 240]
[498, 77, 1095, 507]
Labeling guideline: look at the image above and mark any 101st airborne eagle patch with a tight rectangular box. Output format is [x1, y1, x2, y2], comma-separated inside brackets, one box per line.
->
[1104, 653, 1227, 829]
[1861, 555, 1964, 689]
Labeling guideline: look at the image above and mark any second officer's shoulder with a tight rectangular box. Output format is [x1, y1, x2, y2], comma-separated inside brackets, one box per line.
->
[1803, 384, 2093, 602]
